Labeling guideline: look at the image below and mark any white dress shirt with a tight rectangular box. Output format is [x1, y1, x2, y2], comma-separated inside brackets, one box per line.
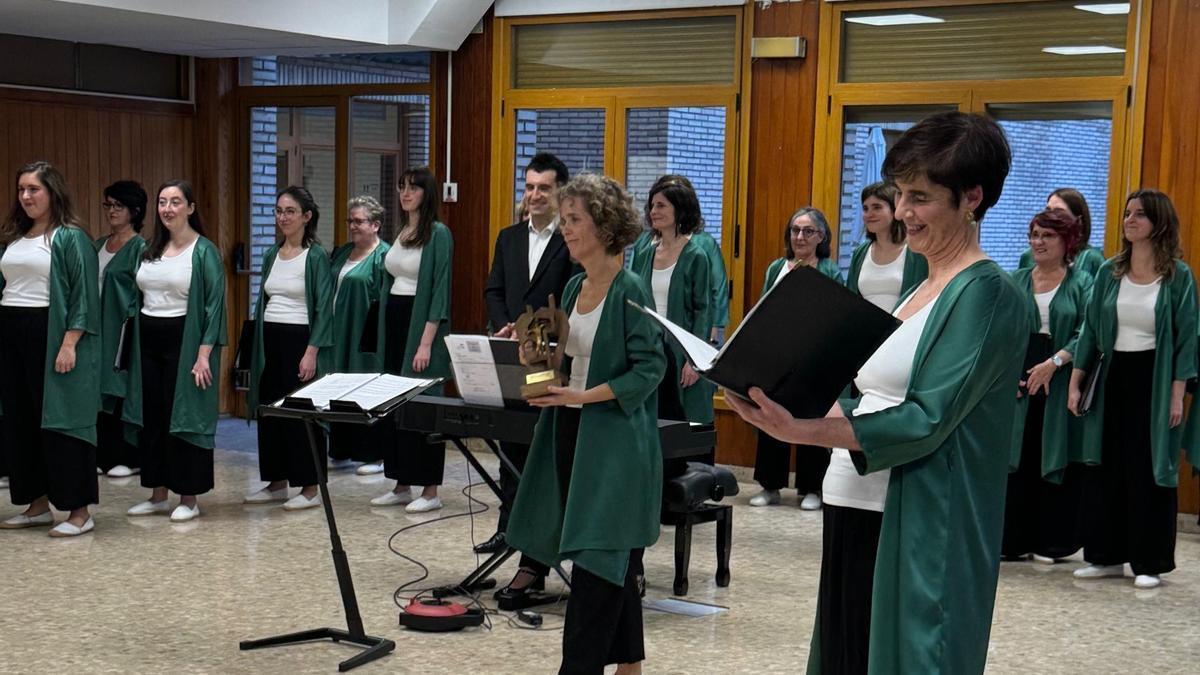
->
[528, 218, 558, 280]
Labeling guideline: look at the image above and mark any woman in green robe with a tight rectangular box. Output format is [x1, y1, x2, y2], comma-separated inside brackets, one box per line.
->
[730, 112, 1027, 675]
[748, 206, 842, 512]
[845, 182, 928, 309]
[507, 173, 665, 675]
[95, 180, 148, 479]
[124, 180, 226, 523]
[244, 186, 334, 511]
[327, 195, 392, 468]
[1068, 189, 1198, 590]
[1002, 207, 1089, 564]
[371, 166, 453, 512]
[1016, 188, 1105, 279]
[0, 161, 101, 537]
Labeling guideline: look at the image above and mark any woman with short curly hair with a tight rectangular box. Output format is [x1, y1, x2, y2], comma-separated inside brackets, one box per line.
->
[507, 173, 666, 674]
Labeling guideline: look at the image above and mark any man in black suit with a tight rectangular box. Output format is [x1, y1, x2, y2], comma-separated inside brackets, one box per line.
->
[478, 154, 577, 605]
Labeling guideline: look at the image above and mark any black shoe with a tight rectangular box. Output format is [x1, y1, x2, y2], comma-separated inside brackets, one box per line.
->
[495, 574, 550, 611]
[474, 531, 506, 554]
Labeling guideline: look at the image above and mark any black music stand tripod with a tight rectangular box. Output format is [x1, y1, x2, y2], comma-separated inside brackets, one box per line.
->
[239, 400, 395, 672]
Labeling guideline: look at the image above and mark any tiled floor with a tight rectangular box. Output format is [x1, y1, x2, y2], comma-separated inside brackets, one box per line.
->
[2, 419, 1199, 673]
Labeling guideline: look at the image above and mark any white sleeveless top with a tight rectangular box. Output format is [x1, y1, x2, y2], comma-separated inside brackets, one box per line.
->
[566, 295, 606, 409]
[385, 241, 423, 296]
[137, 239, 195, 318]
[1034, 284, 1059, 336]
[263, 250, 309, 325]
[857, 244, 906, 312]
[1114, 276, 1160, 351]
[0, 231, 55, 307]
[651, 264, 674, 315]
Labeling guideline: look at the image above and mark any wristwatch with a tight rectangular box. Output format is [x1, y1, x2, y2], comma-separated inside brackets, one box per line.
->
[1050, 355, 1064, 368]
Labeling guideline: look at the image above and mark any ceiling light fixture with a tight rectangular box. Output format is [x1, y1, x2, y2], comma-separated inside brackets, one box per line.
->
[844, 14, 945, 27]
[1042, 45, 1126, 55]
[1073, 3, 1131, 15]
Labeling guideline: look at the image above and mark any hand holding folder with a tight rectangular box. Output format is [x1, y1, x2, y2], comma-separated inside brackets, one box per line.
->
[629, 265, 900, 419]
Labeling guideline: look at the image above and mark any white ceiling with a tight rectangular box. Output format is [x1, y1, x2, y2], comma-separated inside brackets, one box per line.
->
[0, 0, 492, 56]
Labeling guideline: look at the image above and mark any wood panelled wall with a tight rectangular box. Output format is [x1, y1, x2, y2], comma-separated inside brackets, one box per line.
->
[714, 0, 822, 468]
[1141, 0, 1200, 515]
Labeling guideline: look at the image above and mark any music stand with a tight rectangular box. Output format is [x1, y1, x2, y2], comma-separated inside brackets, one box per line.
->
[239, 381, 433, 672]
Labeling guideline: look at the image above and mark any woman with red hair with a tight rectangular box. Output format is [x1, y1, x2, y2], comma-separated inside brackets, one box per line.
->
[1002, 207, 1089, 563]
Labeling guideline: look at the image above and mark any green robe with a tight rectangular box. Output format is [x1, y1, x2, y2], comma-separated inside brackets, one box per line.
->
[1073, 259, 1198, 487]
[330, 241, 391, 373]
[507, 269, 666, 586]
[122, 237, 227, 449]
[246, 244, 335, 417]
[630, 236, 714, 423]
[691, 231, 729, 329]
[1018, 245, 1105, 280]
[845, 241, 929, 308]
[0, 225, 102, 443]
[1007, 266, 1089, 482]
[842, 260, 1026, 675]
[95, 234, 147, 414]
[763, 256, 845, 296]
[383, 222, 452, 382]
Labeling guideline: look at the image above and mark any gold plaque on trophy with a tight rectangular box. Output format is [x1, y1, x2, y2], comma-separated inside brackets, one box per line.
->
[515, 295, 571, 399]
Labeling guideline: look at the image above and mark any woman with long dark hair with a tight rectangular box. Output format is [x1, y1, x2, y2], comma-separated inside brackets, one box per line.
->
[845, 181, 927, 309]
[371, 166, 453, 511]
[748, 206, 842, 511]
[124, 179, 226, 523]
[1068, 189, 1197, 589]
[244, 186, 334, 510]
[0, 161, 101, 537]
[96, 180, 148, 479]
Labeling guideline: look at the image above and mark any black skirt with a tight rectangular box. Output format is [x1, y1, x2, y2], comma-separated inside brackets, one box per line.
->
[816, 503, 883, 675]
[382, 294, 443, 486]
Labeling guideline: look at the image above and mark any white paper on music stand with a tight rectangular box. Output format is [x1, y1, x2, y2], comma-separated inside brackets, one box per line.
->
[444, 334, 505, 407]
[276, 372, 377, 409]
[336, 374, 438, 411]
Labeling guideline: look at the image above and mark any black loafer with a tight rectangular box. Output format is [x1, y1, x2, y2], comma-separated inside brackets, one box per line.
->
[474, 531, 507, 554]
[495, 576, 551, 610]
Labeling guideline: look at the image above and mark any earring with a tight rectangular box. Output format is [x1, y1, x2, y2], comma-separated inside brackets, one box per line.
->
[966, 212, 978, 228]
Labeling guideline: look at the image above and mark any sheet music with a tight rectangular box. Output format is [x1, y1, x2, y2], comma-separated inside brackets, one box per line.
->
[444, 334, 505, 407]
[625, 300, 720, 372]
[335, 374, 438, 411]
[276, 373, 377, 409]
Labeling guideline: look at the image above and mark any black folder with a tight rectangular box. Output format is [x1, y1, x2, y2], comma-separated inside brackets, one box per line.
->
[631, 265, 901, 419]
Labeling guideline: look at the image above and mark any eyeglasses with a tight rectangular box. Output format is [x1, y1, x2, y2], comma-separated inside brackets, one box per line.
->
[789, 226, 822, 239]
[101, 202, 127, 211]
[1028, 231, 1061, 243]
[345, 218, 373, 227]
[274, 207, 302, 217]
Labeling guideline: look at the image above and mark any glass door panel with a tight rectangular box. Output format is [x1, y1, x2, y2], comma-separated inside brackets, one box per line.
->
[984, 101, 1113, 269]
[511, 108, 605, 223]
[351, 95, 430, 243]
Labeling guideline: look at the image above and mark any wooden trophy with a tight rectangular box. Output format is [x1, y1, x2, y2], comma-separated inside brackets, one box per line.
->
[514, 295, 571, 399]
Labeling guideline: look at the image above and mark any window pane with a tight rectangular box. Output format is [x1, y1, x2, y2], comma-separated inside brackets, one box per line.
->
[513, 16, 736, 89]
[512, 108, 605, 222]
[983, 101, 1112, 270]
[840, 1, 1128, 83]
[241, 53, 431, 86]
[625, 106, 728, 249]
[836, 105, 957, 275]
[351, 95, 431, 242]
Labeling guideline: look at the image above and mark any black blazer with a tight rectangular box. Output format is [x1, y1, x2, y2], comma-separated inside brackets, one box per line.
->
[484, 221, 579, 330]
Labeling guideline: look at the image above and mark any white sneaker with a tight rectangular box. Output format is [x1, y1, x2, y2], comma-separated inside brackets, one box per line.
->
[0, 511, 54, 529]
[283, 493, 322, 511]
[749, 489, 780, 507]
[106, 465, 139, 478]
[1032, 554, 1057, 565]
[328, 458, 356, 471]
[356, 462, 385, 476]
[127, 500, 171, 516]
[1073, 564, 1124, 579]
[406, 495, 443, 513]
[170, 504, 200, 522]
[1134, 574, 1161, 589]
[49, 517, 95, 538]
[0, 476, 8, 489]
[370, 488, 413, 507]
[800, 493, 823, 511]
[243, 486, 289, 504]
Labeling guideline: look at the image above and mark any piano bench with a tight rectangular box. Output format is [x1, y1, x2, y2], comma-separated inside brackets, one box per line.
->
[660, 503, 732, 596]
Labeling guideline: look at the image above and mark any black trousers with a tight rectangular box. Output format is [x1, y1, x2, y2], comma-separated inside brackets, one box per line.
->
[1002, 334, 1082, 559]
[1082, 349, 1176, 575]
[382, 294, 443, 486]
[328, 422, 386, 463]
[257, 322, 324, 486]
[556, 406, 645, 673]
[0, 306, 98, 511]
[97, 401, 138, 472]
[0, 418, 7, 477]
[139, 315, 213, 496]
[817, 504, 883, 675]
[753, 431, 829, 493]
[498, 441, 531, 532]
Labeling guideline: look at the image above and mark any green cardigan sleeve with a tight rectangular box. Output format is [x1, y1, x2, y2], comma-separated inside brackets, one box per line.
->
[61, 227, 100, 334]
[682, 246, 713, 339]
[761, 258, 785, 298]
[694, 232, 728, 328]
[305, 245, 335, 349]
[817, 257, 845, 285]
[1170, 261, 1198, 381]
[198, 240, 227, 347]
[605, 274, 666, 417]
[425, 224, 452, 324]
[846, 242, 869, 295]
[850, 269, 1022, 472]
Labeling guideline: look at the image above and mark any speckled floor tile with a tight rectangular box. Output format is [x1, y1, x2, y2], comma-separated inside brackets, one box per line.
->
[1, 420, 1198, 673]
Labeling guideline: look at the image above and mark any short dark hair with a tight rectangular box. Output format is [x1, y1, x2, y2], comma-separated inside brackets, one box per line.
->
[397, 165, 441, 248]
[646, 174, 703, 236]
[145, 179, 204, 261]
[526, 153, 569, 186]
[277, 185, 320, 248]
[786, 207, 832, 260]
[1112, 189, 1181, 281]
[1047, 188, 1092, 243]
[860, 181, 906, 245]
[882, 111, 1011, 222]
[1029, 207, 1083, 264]
[558, 173, 641, 256]
[103, 180, 148, 232]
